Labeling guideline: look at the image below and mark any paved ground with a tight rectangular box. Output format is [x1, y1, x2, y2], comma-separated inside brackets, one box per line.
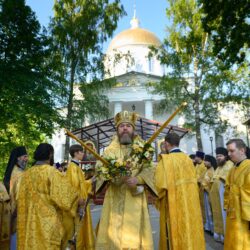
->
[91, 204, 223, 250]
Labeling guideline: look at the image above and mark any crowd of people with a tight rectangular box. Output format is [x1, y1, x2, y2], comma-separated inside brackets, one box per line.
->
[189, 141, 250, 249]
[0, 110, 249, 250]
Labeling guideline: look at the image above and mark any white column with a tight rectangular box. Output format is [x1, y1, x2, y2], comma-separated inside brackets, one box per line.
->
[145, 100, 153, 120]
[114, 102, 122, 115]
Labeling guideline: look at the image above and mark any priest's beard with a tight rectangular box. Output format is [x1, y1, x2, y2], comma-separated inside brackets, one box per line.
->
[217, 158, 227, 167]
[118, 131, 134, 145]
[17, 159, 27, 170]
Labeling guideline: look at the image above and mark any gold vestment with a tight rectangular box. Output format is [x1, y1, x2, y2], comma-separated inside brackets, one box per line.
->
[95, 135, 157, 250]
[196, 161, 207, 182]
[10, 165, 24, 233]
[196, 161, 207, 221]
[0, 182, 11, 250]
[224, 159, 250, 250]
[155, 153, 205, 250]
[209, 161, 233, 234]
[17, 164, 79, 250]
[63, 161, 95, 250]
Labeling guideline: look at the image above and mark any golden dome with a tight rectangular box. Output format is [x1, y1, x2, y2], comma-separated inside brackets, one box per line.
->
[107, 17, 161, 52]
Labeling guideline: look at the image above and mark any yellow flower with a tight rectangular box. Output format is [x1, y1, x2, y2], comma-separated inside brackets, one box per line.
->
[148, 147, 154, 152]
[133, 144, 140, 150]
[133, 144, 143, 153]
[116, 159, 123, 166]
[114, 159, 123, 168]
[137, 141, 144, 147]
[138, 147, 143, 153]
[105, 174, 111, 179]
[101, 167, 109, 173]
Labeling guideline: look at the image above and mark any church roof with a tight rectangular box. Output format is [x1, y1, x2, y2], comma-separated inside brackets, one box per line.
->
[107, 17, 161, 52]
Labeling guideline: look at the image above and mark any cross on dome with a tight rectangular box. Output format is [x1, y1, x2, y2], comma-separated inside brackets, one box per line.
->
[130, 0, 140, 29]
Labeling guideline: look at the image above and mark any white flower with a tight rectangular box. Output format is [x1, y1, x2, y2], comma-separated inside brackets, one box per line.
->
[144, 151, 150, 158]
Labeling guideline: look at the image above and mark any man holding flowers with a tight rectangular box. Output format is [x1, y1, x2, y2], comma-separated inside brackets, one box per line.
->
[95, 110, 157, 250]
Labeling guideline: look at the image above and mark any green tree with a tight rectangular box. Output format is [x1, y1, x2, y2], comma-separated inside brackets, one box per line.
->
[199, 0, 250, 66]
[0, 0, 65, 178]
[150, 0, 249, 150]
[50, 0, 125, 159]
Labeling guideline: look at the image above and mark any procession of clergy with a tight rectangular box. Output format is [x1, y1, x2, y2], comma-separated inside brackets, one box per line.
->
[0, 110, 249, 250]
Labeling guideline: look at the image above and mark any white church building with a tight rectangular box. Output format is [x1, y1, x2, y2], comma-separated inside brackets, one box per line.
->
[51, 15, 248, 162]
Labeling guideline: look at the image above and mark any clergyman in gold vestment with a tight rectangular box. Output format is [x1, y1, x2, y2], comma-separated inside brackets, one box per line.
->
[155, 133, 205, 250]
[195, 151, 207, 223]
[95, 111, 157, 250]
[195, 151, 207, 182]
[63, 144, 95, 250]
[0, 181, 11, 250]
[209, 147, 233, 242]
[17, 143, 79, 250]
[201, 155, 215, 233]
[224, 139, 250, 250]
[3, 146, 28, 249]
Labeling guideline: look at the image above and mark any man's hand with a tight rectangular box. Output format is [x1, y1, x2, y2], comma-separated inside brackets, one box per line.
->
[124, 177, 138, 187]
[78, 198, 86, 207]
[78, 198, 86, 219]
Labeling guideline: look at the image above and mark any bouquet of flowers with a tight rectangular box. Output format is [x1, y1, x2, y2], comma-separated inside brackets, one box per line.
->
[96, 157, 132, 181]
[97, 137, 155, 181]
[131, 137, 155, 165]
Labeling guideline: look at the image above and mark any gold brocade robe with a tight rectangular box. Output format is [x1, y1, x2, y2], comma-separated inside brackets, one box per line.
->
[200, 167, 214, 192]
[209, 161, 234, 234]
[224, 159, 250, 250]
[199, 167, 214, 224]
[95, 136, 157, 250]
[10, 165, 24, 233]
[196, 162, 207, 221]
[196, 161, 207, 182]
[63, 161, 95, 250]
[17, 164, 79, 250]
[155, 153, 205, 250]
[0, 181, 11, 250]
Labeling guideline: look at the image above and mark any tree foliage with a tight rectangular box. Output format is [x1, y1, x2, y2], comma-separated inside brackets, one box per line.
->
[50, 0, 125, 158]
[199, 0, 250, 66]
[0, 0, 65, 178]
[150, 0, 249, 150]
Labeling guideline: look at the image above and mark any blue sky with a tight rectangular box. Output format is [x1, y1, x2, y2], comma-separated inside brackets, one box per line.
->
[26, 0, 169, 51]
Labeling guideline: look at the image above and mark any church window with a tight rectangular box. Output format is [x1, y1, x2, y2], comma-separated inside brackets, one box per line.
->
[148, 58, 154, 72]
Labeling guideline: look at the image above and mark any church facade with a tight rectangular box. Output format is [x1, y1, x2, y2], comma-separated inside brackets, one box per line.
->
[51, 15, 248, 162]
